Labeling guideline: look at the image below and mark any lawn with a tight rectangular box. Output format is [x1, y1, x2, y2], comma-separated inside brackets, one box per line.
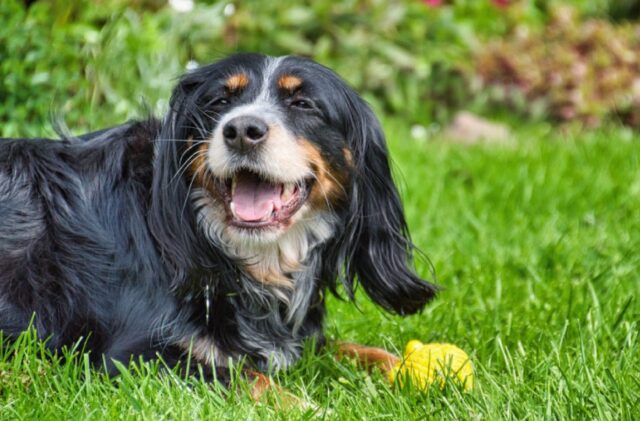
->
[1, 120, 638, 419]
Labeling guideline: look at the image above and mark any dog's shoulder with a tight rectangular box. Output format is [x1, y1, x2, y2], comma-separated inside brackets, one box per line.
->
[73, 119, 161, 177]
[77, 118, 160, 156]
[0, 118, 161, 238]
[0, 118, 160, 168]
[94, 119, 161, 188]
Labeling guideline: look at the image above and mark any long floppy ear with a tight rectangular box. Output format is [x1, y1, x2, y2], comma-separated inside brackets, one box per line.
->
[337, 90, 438, 315]
[148, 68, 235, 287]
[147, 73, 205, 280]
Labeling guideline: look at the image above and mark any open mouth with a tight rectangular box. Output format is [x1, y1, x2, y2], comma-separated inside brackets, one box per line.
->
[215, 169, 312, 229]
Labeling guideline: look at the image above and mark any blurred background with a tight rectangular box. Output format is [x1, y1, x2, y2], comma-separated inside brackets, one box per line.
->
[1, 0, 639, 139]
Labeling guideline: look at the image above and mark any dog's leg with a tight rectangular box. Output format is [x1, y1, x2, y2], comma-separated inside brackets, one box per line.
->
[245, 370, 317, 410]
[0, 299, 30, 339]
[170, 339, 313, 409]
[101, 341, 232, 385]
[246, 370, 294, 403]
[334, 341, 401, 375]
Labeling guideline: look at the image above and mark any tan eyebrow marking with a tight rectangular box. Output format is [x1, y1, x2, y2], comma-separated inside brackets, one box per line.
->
[277, 74, 303, 91]
[225, 73, 249, 92]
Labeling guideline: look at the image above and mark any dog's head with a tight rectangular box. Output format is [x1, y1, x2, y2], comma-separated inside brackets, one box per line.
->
[156, 53, 436, 314]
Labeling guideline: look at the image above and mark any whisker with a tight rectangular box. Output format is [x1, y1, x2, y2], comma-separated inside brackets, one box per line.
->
[314, 164, 349, 196]
[306, 171, 337, 215]
[181, 158, 210, 219]
[171, 147, 208, 186]
[154, 138, 209, 143]
[302, 158, 348, 214]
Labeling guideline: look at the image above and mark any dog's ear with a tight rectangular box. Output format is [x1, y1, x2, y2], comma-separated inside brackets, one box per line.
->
[148, 70, 234, 285]
[148, 74, 201, 277]
[332, 89, 438, 315]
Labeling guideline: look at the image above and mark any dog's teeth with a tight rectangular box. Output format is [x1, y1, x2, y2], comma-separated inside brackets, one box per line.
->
[231, 177, 237, 194]
[230, 202, 236, 217]
[281, 183, 295, 202]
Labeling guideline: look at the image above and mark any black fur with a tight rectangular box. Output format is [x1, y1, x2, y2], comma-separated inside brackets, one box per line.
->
[0, 53, 436, 380]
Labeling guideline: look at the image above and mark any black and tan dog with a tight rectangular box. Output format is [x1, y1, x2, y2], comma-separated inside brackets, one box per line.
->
[0, 53, 436, 396]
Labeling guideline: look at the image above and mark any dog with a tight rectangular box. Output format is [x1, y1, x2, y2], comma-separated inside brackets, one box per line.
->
[0, 53, 437, 396]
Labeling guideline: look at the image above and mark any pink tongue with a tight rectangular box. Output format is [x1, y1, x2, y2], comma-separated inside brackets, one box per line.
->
[232, 172, 282, 222]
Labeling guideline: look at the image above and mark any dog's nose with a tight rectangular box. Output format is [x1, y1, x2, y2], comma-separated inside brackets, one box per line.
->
[222, 116, 268, 153]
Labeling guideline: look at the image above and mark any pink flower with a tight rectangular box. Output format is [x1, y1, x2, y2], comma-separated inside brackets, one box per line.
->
[423, 0, 443, 7]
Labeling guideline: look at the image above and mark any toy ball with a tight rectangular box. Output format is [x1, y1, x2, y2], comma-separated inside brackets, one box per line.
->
[387, 340, 473, 392]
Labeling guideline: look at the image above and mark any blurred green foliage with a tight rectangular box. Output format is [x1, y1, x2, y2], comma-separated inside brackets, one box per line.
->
[1, 0, 186, 136]
[0, 0, 545, 137]
[0, 0, 637, 137]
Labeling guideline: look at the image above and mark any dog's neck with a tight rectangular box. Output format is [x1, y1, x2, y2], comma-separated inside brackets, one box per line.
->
[224, 212, 336, 287]
[231, 212, 336, 332]
[192, 187, 336, 308]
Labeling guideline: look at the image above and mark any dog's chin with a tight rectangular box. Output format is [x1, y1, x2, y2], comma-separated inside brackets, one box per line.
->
[213, 168, 314, 245]
[222, 206, 312, 246]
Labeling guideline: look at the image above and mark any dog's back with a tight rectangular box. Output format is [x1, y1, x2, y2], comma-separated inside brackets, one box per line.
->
[0, 121, 177, 369]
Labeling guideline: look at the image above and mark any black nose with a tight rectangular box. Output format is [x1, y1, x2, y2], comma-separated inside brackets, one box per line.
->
[222, 116, 268, 153]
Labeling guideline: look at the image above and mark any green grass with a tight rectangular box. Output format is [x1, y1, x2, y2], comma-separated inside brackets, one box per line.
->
[1, 121, 639, 419]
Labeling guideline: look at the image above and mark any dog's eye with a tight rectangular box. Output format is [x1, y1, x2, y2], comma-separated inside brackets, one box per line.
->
[212, 98, 230, 107]
[290, 99, 313, 110]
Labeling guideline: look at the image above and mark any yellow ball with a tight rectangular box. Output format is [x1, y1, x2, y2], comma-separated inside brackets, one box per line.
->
[387, 340, 473, 392]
